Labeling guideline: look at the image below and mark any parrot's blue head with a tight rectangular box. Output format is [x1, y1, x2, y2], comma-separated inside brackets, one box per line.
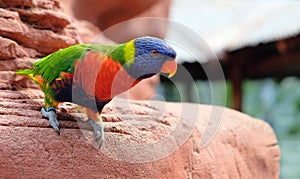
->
[123, 36, 177, 79]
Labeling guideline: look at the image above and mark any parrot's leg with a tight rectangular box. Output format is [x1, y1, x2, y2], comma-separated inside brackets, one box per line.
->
[86, 108, 104, 148]
[41, 95, 60, 135]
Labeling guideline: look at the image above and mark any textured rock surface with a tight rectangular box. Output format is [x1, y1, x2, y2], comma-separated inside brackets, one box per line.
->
[0, 0, 82, 90]
[0, 89, 280, 178]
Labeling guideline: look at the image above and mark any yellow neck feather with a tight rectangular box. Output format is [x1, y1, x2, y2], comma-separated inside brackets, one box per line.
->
[123, 40, 135, 66]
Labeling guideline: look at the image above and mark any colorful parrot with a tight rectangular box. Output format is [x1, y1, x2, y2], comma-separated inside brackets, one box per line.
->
[16, 36, 177, 147]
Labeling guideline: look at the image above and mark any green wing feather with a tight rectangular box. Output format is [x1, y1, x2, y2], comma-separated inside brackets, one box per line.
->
[33, 44, 87, 83]
[17, 43, 125, 84]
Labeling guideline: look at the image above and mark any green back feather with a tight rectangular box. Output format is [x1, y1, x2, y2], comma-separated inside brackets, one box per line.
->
[33, 44, 86, 83]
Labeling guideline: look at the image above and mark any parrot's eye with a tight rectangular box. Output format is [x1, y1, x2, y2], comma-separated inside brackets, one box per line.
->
[150, 49, 158, 54]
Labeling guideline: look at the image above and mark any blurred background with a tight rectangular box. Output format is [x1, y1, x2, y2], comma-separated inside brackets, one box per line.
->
[168, 1, 300, 178]
[62, 0, 300, 178]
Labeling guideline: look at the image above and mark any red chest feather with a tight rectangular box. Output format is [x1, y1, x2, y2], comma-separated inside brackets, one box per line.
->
[73, 51, 140, 101]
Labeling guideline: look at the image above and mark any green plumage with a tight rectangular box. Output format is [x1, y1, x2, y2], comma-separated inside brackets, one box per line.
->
[15, 69, 34, 75]
[16, 44, 126, 84]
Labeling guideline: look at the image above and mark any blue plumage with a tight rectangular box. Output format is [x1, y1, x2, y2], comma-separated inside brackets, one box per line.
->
[124, 36, 177, 79]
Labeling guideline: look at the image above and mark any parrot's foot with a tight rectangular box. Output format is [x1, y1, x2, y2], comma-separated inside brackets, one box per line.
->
[87, 119, 105, 148]
[41, 107, 60, 135]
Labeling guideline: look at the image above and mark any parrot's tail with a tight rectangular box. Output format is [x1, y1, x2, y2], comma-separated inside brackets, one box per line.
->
[16, 69, 41, 85]
[16, 69, 34, 76]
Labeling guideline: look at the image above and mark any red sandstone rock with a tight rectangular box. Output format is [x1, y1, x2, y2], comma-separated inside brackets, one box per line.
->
[0, 0, 60, 10]
[0, 11, 79, 54]
[72, 0, 158, 30]
[0, 37, 28, 59]
[103, 0, 172, 42]
[0, 2, 80, 56]
[0, 0, 82, 90]
[60, 0, 114, 44]
[67, 0, 171, 42]
[0, 89, 280, 178]
[11, 8, 70, 30]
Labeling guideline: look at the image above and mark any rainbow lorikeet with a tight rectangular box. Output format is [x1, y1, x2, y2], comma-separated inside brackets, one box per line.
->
[16, 36, 177, 147]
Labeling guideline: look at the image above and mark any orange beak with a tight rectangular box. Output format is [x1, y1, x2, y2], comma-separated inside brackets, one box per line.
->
[160, 60, 177, 78]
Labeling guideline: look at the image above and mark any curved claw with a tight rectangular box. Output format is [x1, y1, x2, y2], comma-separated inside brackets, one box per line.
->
[41, 107, 60, 135]
[88, 119, 105, 148]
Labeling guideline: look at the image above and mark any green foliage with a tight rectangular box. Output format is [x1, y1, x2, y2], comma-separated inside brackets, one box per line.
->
[242, 77, 300, 137]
